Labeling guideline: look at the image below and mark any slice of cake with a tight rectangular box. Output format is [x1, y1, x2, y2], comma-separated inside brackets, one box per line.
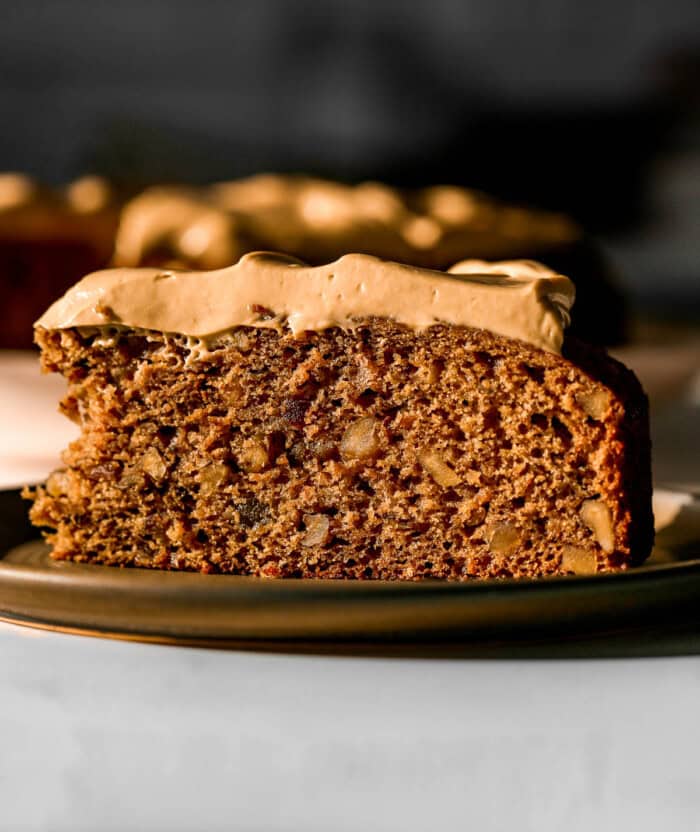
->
[27, 254, 652, 579]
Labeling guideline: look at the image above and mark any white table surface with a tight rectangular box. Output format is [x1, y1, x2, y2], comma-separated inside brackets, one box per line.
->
[2, 622, 700, 832]
[1, 349, 700, 831]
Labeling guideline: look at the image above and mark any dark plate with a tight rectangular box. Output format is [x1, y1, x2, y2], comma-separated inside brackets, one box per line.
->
[1, 488, 700, 656]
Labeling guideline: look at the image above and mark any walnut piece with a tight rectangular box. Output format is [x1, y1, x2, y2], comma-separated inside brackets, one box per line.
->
[580, 499, 615, 553]
[340, 417, 379, 460]
[140, 447, 167, 483]
[576, 389, 610, 421]
[118, 466, 146, 490]
[484, 522, 521, 555]
[238, 436, 271, 472]
[459, 500, 487, 526]
[302, 514, 330, 547]
[561, 545, 598, 575]
[198, 462, 229, 496]
[230, 330, 252, 353]
[46, 470, 69, 498]
[224, 379, 244, 402]
[419, 449, 460, 488]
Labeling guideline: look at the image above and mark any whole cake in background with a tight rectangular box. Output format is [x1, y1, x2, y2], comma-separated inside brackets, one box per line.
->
[26, 253, 652, 580]
[114, 174, 626, 345]
[0, 173, 120, 349]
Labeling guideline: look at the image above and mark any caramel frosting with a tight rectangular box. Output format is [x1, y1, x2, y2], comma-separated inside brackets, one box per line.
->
[113, 187, 243, 269]
[65, 175, 115, 214]
[37, 253, 575, 354]
[449, 258, 560, 279]
[0, 173, 39, 211]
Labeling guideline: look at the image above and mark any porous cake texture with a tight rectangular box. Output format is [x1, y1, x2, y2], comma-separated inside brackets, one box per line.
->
[28, 319, 652, 579]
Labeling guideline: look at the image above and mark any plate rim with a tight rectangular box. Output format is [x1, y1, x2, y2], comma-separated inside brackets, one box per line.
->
[2, 488, 700, 647]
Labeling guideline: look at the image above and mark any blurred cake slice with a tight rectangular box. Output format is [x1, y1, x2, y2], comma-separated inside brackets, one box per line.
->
[0, 173, 119, 349]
